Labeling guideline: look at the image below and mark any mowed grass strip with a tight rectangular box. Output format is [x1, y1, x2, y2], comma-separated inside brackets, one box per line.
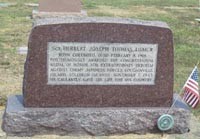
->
[0, 0, 35, 105]
[83, 0, 198, 9]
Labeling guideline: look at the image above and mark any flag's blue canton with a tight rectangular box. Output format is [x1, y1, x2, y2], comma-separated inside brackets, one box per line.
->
[191, 68, 198, 82]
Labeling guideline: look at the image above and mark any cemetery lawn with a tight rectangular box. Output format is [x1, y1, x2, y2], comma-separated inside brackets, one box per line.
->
[0, 0, 200, 117]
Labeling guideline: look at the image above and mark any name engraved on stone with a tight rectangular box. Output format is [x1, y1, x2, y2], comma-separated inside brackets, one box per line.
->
[47, 42, 158, 85]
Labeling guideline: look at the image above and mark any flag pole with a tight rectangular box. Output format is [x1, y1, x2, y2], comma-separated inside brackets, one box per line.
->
[199, 0, 200, 11]
[196, 61, 199, 67]
[167, 65, 198, 113]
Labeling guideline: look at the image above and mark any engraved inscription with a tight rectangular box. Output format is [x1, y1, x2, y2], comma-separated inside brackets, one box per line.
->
[47, 43, 158, 85]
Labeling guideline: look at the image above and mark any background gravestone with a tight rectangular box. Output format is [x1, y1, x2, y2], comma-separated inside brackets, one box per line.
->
[23, 17, 174, 107]
[39, 0, 81, 13]
[33, 0, 86, 19]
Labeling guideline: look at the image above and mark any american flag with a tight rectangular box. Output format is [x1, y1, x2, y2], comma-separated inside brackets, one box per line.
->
[183, 66, 199, 108]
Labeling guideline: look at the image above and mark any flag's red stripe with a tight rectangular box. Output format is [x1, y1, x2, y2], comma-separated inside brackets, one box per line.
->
[184, 86, 199, 96]
[184, 90, 191, 100]
[185, 84, 198, 93]
[192, 98, 199, 108]
[183, 91, 188, 100]
[188, 80, 199, 90]
[189, 79, 198, 86]
[191, 97, 199, 106]
[186, 94, 195, 103]
[186, 90, 199, 99]
[189, 96, 198, 105]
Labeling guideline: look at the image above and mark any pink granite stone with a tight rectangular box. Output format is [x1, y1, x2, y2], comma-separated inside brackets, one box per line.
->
[39, 0, 81, 13]
[23, 17, 174, 107]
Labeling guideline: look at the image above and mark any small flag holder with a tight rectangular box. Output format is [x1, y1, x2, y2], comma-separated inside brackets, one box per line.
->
[157, 63, 199, 132]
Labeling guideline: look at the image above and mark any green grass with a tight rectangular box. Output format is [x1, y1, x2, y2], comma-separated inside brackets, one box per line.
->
[83, 0, 199, 9]
[0, 0, 200, 119]
[0, 0, 34, 105]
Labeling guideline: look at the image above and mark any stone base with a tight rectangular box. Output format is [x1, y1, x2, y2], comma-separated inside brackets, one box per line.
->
[2, 95, 190, 137]
[32, 10, 87, 19]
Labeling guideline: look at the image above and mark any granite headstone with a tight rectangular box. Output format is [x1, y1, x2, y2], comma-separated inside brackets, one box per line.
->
[23, 17, 174, 107]
[2, 17, 190, 137]
[39, 0, 81, 13]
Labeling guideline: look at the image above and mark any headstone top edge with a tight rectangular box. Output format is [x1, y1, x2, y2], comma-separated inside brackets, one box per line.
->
[33, 17, 170, 29]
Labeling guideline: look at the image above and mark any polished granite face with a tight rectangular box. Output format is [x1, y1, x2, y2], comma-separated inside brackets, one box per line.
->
[23, 17, 174, 107]
[38, 0, 81, 13]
